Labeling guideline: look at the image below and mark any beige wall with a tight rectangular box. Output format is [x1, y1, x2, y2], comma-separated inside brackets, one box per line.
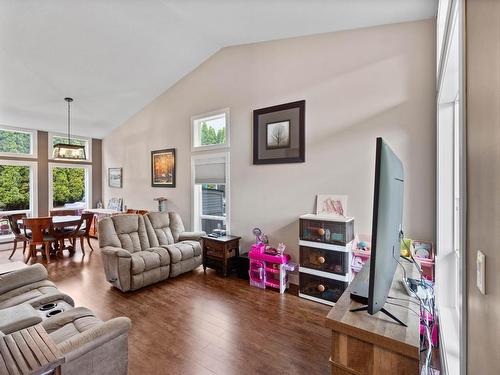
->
[466, 0, 500, 373]
[103, 20, 436, 269]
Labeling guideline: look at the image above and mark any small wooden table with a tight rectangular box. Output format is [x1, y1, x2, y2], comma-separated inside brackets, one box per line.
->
[0, 324, 64, 375]
[202, 235, 241, 277]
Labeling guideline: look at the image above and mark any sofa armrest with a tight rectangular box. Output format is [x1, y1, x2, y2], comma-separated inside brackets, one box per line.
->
[100, 246, 132, 258]
[57, 317, 132, 362]
[178, 231, 206, 242]
[0, 264, 48, 295]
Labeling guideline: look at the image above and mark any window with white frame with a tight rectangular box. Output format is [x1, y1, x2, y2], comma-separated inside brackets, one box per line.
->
[0, 126, 37, 158]
[0, 160, 37, 241]
[48, 163, 91, 211]
[191, 109, 229, 151]
[192, 153, 229, 235]
[48, 132, 91, 161]
[436, 2, 465, 374]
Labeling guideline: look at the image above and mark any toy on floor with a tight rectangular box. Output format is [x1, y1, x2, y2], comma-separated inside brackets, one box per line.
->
[248, 228, 297, 294]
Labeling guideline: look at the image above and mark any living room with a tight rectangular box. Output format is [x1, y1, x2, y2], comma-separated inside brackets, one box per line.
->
[0, 1, 498, 374]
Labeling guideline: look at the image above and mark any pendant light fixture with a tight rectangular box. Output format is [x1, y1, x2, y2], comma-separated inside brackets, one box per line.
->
[52, 97, 86, 160]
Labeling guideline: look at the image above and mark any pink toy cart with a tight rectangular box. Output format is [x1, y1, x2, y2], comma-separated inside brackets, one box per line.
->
[248, 243, 297, 294]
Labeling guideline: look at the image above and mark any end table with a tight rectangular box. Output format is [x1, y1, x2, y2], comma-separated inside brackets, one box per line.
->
[202, 235, 241, 277]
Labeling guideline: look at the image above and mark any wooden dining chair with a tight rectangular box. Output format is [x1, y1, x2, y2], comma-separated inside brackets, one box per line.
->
[7, 213, 30, 260]
[22, 217, 56, 264]
[50, 209, 79, 216]
[68, 213, 95, 255]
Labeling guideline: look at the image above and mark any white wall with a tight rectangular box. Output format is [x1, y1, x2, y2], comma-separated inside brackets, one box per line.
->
[103, 19, 436, 270]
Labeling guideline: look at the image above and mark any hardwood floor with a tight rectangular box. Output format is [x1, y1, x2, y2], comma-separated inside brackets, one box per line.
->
[1, 240, 332, 375]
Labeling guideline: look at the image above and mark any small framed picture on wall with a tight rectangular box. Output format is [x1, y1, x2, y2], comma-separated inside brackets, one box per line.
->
[151, 148, 176, 187]
[108, 168, 122, 188]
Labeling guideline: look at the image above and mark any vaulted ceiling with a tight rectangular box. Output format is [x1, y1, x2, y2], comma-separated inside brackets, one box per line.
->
[0, 0, 437, 138]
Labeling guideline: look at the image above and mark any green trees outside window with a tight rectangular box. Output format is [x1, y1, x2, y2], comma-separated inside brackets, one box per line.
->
[52, 167, 85, 208]
[200, 121, 225, 145]
[0, 165, 30, 211]
[0, 129, 31, 154]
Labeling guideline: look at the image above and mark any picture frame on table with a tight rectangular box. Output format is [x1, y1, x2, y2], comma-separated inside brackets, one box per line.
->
[253, 100, 305, 164]
[151, 148, 176, 188]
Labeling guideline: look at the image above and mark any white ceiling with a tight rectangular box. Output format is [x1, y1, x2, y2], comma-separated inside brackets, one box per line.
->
[0, 0, 438, 138]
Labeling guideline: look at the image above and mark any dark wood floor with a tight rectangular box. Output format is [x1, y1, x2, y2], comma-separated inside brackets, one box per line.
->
[1, 241, 331, 375]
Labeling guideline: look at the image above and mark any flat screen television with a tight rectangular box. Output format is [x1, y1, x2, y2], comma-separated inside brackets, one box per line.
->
[350, 137, 406, 326]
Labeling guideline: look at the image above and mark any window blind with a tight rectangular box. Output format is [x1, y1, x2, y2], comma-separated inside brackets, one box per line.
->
[194, 156, 226, 184]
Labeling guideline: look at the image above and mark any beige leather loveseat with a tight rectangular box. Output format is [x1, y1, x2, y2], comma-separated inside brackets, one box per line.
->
[98, 212, 204, 292]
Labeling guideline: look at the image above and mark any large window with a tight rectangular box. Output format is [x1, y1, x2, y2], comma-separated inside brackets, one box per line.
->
[49, 164, 91, 211]
[192, 153, 229, 234]
[0, 160, 37, 241]
[0, 126, 37, 158]
[436, 2, 465, 374]
[191, 109, 230, 151]
[48, 133, 91, 161]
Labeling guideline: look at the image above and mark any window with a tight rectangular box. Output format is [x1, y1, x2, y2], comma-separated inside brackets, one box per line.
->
[0, 126, 37, 158]
[191, 109, 229, 151]
[48, 133, 91, 161]
[48, 163, 91, 211]
[0, 160, 37, 242]
[192, 153, 229, 234]
[436, 2, 465, 374]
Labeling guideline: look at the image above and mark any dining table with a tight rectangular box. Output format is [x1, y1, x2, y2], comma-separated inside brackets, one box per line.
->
[18, 215, 83, 255]
[18, 215, 82, 229]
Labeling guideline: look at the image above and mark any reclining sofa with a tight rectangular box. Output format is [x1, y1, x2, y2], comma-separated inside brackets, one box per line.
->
[98, 212, 204, 292]
[0, 264, 131, 375]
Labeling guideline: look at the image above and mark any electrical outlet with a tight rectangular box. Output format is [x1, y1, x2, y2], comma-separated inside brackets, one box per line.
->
[477, 250, 486, 295]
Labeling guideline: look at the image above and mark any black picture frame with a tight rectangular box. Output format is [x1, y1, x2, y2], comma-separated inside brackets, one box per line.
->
[253, 100, 305, 164]
[151, 148, 176, 188]
[108, 167, 122, 188]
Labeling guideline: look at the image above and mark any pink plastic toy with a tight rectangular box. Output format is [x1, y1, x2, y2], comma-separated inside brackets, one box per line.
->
[248, 233, 297, 293]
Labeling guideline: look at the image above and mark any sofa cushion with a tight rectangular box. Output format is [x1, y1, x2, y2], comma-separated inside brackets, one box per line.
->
[98, 215, 150, 253]
[130, 247, 170, 275]
[144, 212, 174, 247]
[43, 307, 101, 345]
[161, 241, 202, 264]
[0, 280, 59, 309]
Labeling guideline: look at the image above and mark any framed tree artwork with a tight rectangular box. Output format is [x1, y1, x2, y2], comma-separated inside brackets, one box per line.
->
[253, 100, 305, 164]
[151, 148, 176, 187]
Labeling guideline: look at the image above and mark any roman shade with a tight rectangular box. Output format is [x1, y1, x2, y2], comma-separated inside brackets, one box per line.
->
[193, 156, 226, 184]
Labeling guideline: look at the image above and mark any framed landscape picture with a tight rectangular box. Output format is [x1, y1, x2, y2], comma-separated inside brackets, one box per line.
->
[108, 168, 122, 188]
[151, 148, 176, 187]
[253, 100, 305, 164]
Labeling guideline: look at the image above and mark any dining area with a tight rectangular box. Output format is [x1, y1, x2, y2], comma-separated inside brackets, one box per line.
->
[5, 210, 95, 264]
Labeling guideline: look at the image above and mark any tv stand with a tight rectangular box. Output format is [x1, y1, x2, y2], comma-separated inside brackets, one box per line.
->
[325, 261, 420, 374]
[350, 305, 408, 327]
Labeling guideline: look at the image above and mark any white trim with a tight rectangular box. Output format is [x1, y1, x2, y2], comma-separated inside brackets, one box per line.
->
[191, 151, 230, 233]
[48, 162, 92, 211]
[298, 293, 335, 306]
[300, 268, 350, 282]
[299, 240, 352, 253]
[0, 125, 37, 158]
[191, 108, 230, 152]
[48, 132, 92, 162]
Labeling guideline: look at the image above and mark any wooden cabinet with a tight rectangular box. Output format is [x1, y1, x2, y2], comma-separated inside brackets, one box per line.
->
[325, 263, 420, 375]
[202, 235, 241, 277]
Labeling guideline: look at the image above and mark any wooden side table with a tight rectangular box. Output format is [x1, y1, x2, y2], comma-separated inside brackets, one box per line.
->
[202, 235, 241, 277]
[0, 324, 65, 375]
